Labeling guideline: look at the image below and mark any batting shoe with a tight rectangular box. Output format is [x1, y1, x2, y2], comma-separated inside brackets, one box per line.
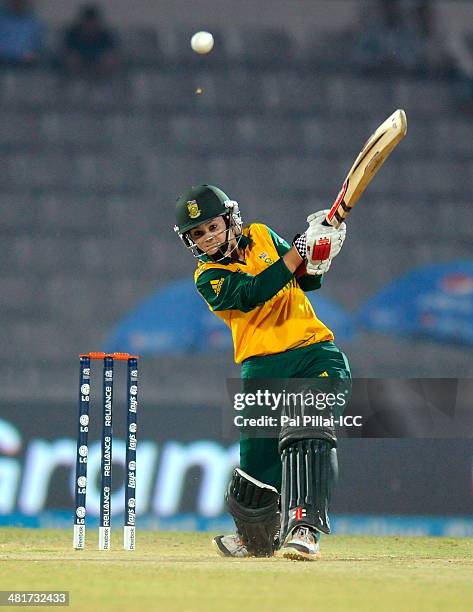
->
[212, 534, 250, 558]
[277, 525, 321, 561]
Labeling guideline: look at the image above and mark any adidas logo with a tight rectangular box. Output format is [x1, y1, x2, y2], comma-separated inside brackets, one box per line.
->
[210, 278, 224, 296]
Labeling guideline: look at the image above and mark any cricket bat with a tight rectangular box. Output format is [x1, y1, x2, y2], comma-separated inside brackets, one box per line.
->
[324, 109, 407, 228]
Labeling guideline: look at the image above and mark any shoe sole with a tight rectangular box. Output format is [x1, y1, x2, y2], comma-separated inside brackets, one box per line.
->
[276, 546, 321, 562]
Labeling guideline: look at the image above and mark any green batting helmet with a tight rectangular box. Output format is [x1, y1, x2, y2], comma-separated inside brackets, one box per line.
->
[174, 184, 242, 258]
[174, 184, 232, 234]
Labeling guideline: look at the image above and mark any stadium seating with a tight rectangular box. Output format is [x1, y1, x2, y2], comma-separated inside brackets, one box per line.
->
[1, 25, 472, 403]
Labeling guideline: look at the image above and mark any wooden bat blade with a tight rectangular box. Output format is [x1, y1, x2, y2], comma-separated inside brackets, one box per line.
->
[325, 109, 407, 228]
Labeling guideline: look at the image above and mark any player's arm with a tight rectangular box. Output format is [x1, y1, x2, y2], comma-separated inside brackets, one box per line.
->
[267, 227, 323, 292]
[197, 258, 295, 313]
[296, 268, 324, 291]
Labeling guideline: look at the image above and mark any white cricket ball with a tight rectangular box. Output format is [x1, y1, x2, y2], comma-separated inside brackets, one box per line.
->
[191, 31, 214, 54]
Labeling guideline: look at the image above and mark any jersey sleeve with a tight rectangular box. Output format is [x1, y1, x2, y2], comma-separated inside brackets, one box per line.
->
[267, 226, 291, 257]
[267, 226, 323, 292]
[196, 259, 294, 313]
[297, 274, 324, 292]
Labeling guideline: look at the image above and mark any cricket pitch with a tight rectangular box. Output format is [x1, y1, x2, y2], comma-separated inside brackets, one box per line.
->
[0, 528, 472, 611]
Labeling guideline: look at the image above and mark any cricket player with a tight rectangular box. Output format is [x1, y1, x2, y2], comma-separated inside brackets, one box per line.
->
[174, 184, 350, 561]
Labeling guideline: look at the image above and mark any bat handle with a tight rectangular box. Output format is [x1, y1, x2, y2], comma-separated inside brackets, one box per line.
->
[323, 180, 348, 229]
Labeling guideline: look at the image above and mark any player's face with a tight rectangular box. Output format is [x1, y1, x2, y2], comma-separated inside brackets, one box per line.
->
[189, 216, 230, 255]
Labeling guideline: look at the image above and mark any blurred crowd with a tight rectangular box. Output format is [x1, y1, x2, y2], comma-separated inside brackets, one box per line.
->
[351, 0, 473, 108]
[0, 0, 119, 74]
[0, 0, 471, 107]
[352, 0, 453, 77]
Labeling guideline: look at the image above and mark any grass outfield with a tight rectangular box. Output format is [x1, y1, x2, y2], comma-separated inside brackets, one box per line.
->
[0, 529, 472, 611]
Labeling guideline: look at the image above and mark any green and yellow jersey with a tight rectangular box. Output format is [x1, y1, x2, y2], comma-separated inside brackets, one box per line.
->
[194, 223, 334, 363]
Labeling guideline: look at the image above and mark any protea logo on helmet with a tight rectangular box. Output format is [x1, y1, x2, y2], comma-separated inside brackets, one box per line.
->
[187, 200, 201, 219]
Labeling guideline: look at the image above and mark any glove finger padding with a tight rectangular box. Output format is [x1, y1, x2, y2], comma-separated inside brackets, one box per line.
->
[306, 258, 332, 276]
[306, 209, 330, 225]
[326, 222, 346, 259]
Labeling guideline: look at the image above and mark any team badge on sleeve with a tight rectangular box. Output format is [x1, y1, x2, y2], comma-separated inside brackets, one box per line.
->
[258, 252, 273, 264]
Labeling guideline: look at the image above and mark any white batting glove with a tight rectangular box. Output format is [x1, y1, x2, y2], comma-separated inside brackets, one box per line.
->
[308, 258, 332, 275]
[305, 210, 346, 275]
